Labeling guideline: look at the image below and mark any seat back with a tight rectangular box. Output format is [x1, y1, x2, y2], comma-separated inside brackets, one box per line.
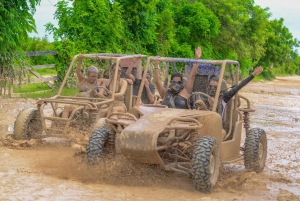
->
[184, 63, 221, 93]
[222, 95, 240, 140]
[124, 83, 133, 111]
[192, 74, 209, 93]
[222, 98, 233, 133]
[120, 58, 142, 79]
[121, 67, 138, 79]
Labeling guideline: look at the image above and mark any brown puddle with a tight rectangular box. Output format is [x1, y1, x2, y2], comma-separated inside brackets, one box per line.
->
[0, 124, 13, 138]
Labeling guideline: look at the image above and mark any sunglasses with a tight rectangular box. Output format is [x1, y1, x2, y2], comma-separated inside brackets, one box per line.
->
[171, 80, 183, 84]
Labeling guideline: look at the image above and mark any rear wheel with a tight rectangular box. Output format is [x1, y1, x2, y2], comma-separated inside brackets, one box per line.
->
[244, 128, 267, 173]
[86, 128, 110, 164]
[13, 108, 43, 140]
[192, 136, 220, 192]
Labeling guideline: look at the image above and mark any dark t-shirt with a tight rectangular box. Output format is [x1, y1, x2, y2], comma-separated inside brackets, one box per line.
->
[133, 78, 155, 104]
[161, 90, 188, 109]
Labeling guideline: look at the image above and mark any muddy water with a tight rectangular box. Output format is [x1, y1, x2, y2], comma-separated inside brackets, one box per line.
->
[0, 77, 300, 200]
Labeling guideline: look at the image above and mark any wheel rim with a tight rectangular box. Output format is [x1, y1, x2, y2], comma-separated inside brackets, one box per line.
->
[210, 152, 215, 176]
[27, 119, 42, 139]
[258, 139, 265, 166]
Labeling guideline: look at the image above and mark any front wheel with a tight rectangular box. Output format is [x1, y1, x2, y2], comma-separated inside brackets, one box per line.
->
[13, 108, 43, 140]
[192, 136, 220, 192]
[244, 128, 267, 173]
[86, 128, 110, 164]
[91, 118, 107, 132]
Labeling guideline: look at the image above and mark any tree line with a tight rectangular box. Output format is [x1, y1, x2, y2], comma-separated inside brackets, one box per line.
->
[1, 0, 299, 91]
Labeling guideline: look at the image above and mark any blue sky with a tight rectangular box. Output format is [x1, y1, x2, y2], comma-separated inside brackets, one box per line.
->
[30, 0, 300, 52]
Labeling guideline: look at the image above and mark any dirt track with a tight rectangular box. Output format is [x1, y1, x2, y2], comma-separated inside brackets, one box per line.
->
[0, 77, 300, 201]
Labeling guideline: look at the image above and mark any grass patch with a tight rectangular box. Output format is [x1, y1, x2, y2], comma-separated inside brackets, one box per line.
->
[17, 88, 78, 99]
[35, 68, 57, 76]
[27, 68, 57, 78]
[13, 83, 51, 93]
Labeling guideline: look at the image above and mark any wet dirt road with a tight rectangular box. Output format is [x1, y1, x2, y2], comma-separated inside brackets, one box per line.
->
[0, 77, 300, 201]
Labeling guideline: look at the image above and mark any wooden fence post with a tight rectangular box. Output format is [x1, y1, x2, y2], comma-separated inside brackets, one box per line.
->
[10, 51, 57, 96]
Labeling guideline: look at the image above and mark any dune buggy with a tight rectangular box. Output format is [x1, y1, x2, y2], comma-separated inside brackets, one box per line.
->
[86, 56, 267, 192]
[13, 53, 147, 140]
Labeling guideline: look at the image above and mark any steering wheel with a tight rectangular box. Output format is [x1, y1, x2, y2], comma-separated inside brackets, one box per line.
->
[90, 86, 111, 98]
[188, 92, 212, 110]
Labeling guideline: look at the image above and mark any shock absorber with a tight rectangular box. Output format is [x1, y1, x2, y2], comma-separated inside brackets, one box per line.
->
[243, 111, 250, 136]
[89, 111, 98, 125]
[108, 129, 116, 150]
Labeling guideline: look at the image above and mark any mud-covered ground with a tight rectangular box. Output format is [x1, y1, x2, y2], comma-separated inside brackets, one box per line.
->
[0, 76, 300, 201]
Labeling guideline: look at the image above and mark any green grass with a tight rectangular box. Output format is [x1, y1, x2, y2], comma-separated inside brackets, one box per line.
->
[28, 68, 57, 78]
[13, 83, 50, 93]
[17, 88, 78, 99]
[35, 68, 57, 76]
[11, 66, 80, 99]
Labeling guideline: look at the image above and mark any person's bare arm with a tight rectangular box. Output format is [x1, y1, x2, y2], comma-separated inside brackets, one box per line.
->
[76, 55, 85, 83]
[125, 63, 136, 83]
[125, 78, 133, 85]
[153, 61, 167, 98]
[144, 79, 155, 104]
[114, 79, 128, 99]
[91, 79, 107, 97]
[97, 78, 104, 86]
[185, 46, 202, 94]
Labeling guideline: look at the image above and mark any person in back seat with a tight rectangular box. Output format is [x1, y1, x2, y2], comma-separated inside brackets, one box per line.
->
[94, 63, 128, 117]
[207, 66, 263, 117]
[154, 46, 202, 109]
[126, 64, 155, 104]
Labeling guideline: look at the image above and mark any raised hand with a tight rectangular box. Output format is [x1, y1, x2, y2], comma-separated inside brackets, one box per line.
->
[252, 66, 263, 76]
[195, 46, 202, 60]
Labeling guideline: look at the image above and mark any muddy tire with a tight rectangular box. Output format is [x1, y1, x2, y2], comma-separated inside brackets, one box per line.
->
[244, 128, 267, 173]
[192, 136, 220, 192]
[13, 108, 43, 140]
[86, 128, 110, 164]
[91, 118, 107, 132]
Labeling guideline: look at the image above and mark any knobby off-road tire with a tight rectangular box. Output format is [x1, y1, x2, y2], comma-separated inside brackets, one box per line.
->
[91, 118, 107, 132]
[244, 128, 267, 173]
[86, 128, 110, 164]
[192, 136, 220, 192]
[13, 108, 43, 140]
